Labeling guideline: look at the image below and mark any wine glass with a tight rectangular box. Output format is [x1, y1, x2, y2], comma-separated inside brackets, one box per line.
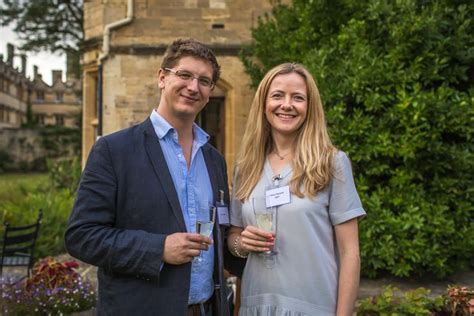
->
[194, 204, 216, 262]
[252, 197, 277, 256]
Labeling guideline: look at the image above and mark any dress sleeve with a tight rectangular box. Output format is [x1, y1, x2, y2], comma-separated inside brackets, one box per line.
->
[328, 151, 366, 225]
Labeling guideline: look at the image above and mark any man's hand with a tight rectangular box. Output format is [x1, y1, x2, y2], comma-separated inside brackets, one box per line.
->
[163, 233, 213, 265]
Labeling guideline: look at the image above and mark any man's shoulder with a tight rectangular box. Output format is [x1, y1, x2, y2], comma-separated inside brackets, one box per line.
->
[100, 119, 150, 146]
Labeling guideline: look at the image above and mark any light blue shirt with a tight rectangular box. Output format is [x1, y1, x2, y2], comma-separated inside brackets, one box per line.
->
[150, 110, 214, 304]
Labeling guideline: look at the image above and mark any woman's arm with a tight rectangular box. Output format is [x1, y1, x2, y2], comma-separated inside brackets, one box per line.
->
[334, 218, 361, 316]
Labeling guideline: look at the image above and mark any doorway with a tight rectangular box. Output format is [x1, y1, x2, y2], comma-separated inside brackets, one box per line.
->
[196, 97, 225, 153]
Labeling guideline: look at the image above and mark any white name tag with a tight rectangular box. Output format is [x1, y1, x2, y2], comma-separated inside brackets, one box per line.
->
[265, 186, 291, 208]
[217, 206, 230, 226]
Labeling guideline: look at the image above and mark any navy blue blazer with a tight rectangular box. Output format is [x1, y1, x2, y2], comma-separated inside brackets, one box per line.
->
[65, 118, 234, 315]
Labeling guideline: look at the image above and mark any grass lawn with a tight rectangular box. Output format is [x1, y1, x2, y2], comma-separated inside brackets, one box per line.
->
[0, 172, 48, 206]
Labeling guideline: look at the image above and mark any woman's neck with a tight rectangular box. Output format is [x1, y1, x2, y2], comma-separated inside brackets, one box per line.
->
[268, 133, 297, 175]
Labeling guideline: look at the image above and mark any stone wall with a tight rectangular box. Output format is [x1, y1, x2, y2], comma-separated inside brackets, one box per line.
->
[0, 128, 80, 171]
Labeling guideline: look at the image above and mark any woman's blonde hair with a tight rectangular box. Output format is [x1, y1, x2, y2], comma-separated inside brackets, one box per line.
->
[234, 63, 337, 200]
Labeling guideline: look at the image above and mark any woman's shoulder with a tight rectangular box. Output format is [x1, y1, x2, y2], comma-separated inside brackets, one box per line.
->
[331, 150, 354, 180]
[333, 150, 351, 167]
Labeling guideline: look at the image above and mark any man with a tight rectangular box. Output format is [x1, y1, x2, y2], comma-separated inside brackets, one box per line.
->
[65, 39, 231, 316]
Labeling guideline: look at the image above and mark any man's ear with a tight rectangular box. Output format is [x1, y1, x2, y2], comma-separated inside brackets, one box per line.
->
[158, 68, 165, 89]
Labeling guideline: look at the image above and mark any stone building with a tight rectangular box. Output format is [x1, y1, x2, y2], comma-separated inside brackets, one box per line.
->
[0, 44, 29, 129]
[0, 43, 82, 130]
[30, 67, 82, 128]
[81, 0, 287, 168]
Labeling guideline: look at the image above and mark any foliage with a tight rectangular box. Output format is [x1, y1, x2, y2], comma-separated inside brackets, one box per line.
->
[0, 150, 12, 173]
[0, 173, 48, 206]
[357, 286, 445, 315]
[242, 0, 474, 278]
[47, 156, 82, 193]
[0, 257, 96, 315]
[446, 285, 474, 316]
[0, 0, 83, 54]
[1, 188, 75, 259]
[39, 126, 81, 159]
[357, 285, 474, 315]
[0, 156, 81, 258]
[26, 257, 80, 290]
[0, 126, 80, 173]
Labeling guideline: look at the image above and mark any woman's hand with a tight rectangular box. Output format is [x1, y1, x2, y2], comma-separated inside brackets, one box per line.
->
[228, 226, 275, 258]
[240, 225, 275, 253]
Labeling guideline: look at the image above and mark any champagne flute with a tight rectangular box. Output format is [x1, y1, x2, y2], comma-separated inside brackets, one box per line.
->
[252, 197, 277, 256]
[194, 204, 216, 262]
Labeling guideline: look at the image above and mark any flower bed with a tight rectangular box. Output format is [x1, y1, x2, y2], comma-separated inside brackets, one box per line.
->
[1, 257, 96, 315]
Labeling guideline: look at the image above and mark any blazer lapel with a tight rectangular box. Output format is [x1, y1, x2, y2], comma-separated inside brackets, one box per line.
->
[142, 119, 187, 232]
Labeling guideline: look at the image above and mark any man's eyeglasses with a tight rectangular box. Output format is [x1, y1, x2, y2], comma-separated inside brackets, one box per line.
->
[163, 68, 214, 89]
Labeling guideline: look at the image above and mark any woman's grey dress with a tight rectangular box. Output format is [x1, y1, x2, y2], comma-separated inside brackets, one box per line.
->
[230, 151, 366, 316]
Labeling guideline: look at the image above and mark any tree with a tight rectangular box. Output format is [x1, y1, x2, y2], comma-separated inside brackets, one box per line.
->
[242, 0, 474, 278]
[0, 0, 83, 54]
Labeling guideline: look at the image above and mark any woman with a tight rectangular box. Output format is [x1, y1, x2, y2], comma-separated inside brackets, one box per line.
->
[228, 63, 366, 316]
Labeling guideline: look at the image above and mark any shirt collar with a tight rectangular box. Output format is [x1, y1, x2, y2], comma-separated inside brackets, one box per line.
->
[149, 109, 210, 146]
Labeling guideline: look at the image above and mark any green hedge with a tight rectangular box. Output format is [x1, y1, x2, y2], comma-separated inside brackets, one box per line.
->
[242, 0, 474, 278]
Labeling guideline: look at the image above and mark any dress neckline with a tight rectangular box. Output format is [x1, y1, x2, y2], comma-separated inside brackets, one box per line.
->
[263, 157, 292, 185]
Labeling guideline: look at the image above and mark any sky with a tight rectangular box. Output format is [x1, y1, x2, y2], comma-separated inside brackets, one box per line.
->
[0, 25, 66, 86]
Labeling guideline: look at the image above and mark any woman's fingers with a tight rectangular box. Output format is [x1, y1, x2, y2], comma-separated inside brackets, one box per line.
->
[240, 225, 274, 252]
[243, 225, 274, 238]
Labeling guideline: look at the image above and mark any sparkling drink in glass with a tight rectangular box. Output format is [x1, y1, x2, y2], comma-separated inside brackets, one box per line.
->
[252, 197, 277, 256]
[194, 204, 215, 262]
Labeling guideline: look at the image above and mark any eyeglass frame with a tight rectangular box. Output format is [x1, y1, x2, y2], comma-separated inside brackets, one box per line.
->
[163, 68, 215, 89]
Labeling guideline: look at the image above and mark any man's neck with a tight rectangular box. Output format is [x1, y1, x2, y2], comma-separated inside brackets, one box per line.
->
[156, 107, 194, 141]
[156, 107, 195, 168]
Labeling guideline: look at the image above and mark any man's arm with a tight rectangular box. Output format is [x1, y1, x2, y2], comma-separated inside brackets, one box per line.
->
[65, 137, 166, 278]
[65, 137, 210, 279]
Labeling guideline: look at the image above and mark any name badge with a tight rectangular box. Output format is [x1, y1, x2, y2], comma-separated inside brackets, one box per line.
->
[265, 185, 291, 208]
[217, 206, 230, 226]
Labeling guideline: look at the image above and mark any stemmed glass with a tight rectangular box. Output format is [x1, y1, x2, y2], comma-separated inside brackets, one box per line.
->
[252, 197, 277, 256]
[194, 204, 216, 262]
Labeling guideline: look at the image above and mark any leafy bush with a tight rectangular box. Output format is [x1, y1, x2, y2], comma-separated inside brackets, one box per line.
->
[1, 189, 75, 259]
[47, 157, 82, 193]
[242, 0, 474, 278]
[0, 257, 96, 315]
[357, 286, 445, 315]
[357, 285, 474, 315]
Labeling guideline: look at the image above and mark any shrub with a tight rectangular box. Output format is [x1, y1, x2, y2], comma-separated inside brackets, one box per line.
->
[242, 0, 474, 278]
[356, 286, 444, 315]
[1, 188, 75, 259]
[47, 156, 81, 193]
[357, 285, 474, 315]
[0, 257, 96, 315]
